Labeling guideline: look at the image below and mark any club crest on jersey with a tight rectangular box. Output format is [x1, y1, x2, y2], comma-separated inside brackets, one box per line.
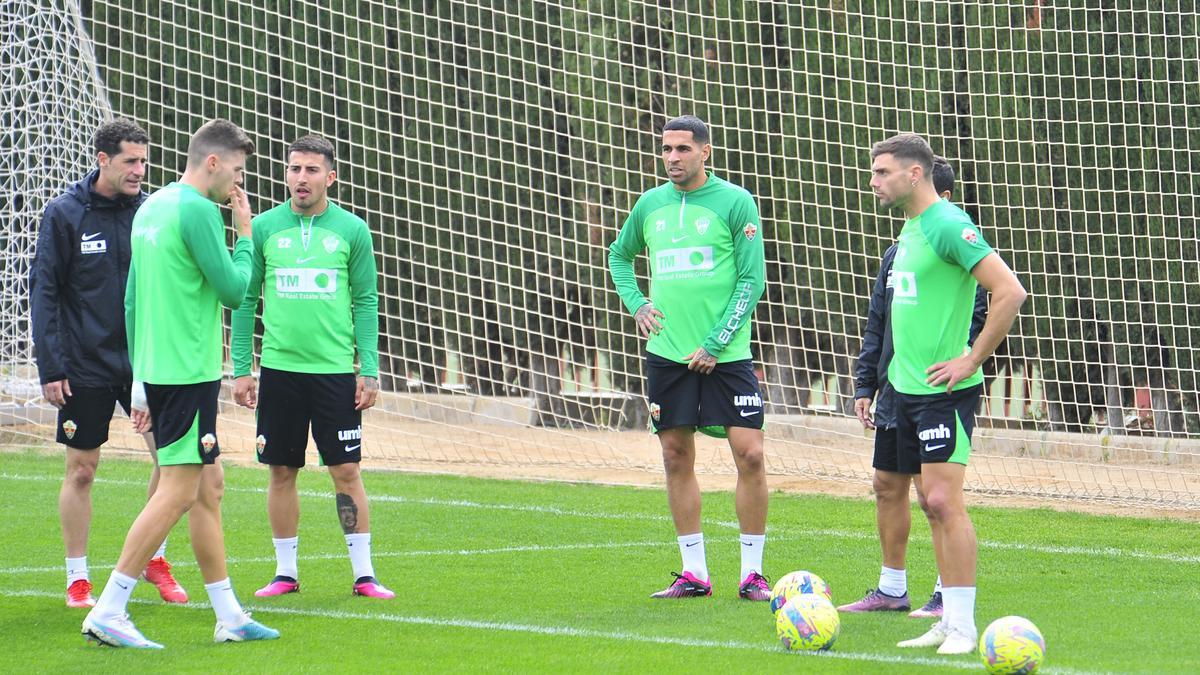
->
[201, 433, 217, 454]
[323, 235, 339, 254]
[961, 227, 979, 245]
[63, 419, 77, 440]
[695, 218, 710, 236]
[743, 223, 758, 241]
[650, 402, 661, 423]
[255, 434, 266, 454]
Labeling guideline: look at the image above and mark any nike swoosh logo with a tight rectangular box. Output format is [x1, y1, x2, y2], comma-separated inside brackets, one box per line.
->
[671, 234, 687, 243]
[741, 542, 754, 547]
[739, 409, 758, 418]
[296, 256, 317, 263]
[685, 541, 701, 547]
[116, 582, 129, 590]
[82, 232, 103, 241]
[924, 444, 946, 452]
[344, 444, 360, 452]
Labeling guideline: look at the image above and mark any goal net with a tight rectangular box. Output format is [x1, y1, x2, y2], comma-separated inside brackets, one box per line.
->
[6, 1, 1200, 509]
[0, 0, 111, 439]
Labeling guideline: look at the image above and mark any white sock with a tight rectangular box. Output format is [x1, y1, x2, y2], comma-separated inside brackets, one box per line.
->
[677, 532, 708, 582]
[273, 536, 299, 579]
[66, 556, 89, 586]
[739, 533, 766, 580]
[204, 578, 246, 626]
[93, 571, 137, 620]
[879, 565, 907, 597]
[934, 575, 943, 594]
[345, 532, 374, 580]
[153, 538, 167, 560]
[942, 586, 977, 635]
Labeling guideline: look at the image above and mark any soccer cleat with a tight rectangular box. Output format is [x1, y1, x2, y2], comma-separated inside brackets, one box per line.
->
[66, 579, 96, 608]
[142, 556, 188, 603]
[82, 612, 164, 649]
[909, 591, 943, 618]
[254, 576, 300, 597]
[214, 613, 281, 642]
[898, 620, 949, 648]
[352, 576, 395, 599]
[936, 626, 978, 655]
[738, 572, 771, 601]
[837, 587, 910, 613]
[650, 571, 712, 599]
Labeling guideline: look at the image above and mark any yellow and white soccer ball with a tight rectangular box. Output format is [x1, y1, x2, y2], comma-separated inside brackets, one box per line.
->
[979, 616, 1046, 674]
[775, 594, 840, 652]
[769, 570, 833, 615]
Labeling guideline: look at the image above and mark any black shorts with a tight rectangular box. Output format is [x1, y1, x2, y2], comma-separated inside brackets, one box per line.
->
[56, 384, 132, 449]
[256, 367, 362, 468]
[145, 380, 221, 466]
[55, 381, 132, 449]
[871, 427, 922, 474]
[895, 384, 983, 466]
[645, 353, 764, 434]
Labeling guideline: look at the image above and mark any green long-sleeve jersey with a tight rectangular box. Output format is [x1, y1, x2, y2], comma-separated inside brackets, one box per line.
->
[608, 172, 766, 363]
[230, 200, 379, 378]
[125, 182, 253, 384]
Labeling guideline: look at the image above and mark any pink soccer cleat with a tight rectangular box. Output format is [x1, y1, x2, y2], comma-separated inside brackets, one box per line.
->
[143, 556, 188, 604]
[66, 579, 96, 608]
[352, 576, 395, 599]
[650, 571, 712, 599]
[909, 591, 943, 618]
[254, 576, 300, 597]
[738, 572, 771, 601]
[838, 587, 910, 613]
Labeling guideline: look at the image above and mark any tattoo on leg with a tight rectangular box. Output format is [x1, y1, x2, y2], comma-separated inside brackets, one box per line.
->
[336, 492, 359, 533]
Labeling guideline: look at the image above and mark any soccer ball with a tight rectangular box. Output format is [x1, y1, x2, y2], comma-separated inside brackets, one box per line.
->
[769, 570, 833, 615]
[776, 594, 840, 652]
[979, 616, 1046, 674]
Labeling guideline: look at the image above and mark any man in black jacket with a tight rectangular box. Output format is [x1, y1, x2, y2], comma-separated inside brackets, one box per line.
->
[839, 157, 988, 618]
[30, 118, 187, 609]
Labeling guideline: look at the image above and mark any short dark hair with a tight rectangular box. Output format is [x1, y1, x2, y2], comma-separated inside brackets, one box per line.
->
[187, 118, 254, 165]
[870, 133, 934, 178]
[288, 134, 336, 169]
[93, 118, 149, 156]
[932, 155, 955, 196]
[663, 115, 711, 145]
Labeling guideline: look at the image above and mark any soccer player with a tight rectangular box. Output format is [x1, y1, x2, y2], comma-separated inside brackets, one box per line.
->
[30, 118, 187, 608]
[81, 119, 279, 648]
[840, 156, 988, 619]
[866, 134, 1026, 654]
[230, 134, 392, 600]
[608, 115, 769, 601]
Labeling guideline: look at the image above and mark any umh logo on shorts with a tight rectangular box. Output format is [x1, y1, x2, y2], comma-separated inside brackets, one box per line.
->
[917, 424, 951, 442]
[733, 393, 762, 408]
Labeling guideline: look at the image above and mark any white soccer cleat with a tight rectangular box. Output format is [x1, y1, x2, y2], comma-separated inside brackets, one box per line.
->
[82, 612, 164, 649]
[936, 626, 978, 655]
[213, 612, 280, 642]
[897, 620, 948, 648]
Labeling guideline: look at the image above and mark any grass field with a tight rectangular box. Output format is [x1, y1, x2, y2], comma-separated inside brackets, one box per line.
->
[1, 449, 1198, 673]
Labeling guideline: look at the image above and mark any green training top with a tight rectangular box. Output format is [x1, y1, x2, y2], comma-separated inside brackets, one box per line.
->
[230, 200, 379, 378]
[125, 182, 253, 384]
[888, 198, 993, 395]
[608, 172, 766, 363]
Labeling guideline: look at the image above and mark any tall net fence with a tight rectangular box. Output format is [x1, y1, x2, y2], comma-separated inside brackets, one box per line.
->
[4, 1, 1200, 508]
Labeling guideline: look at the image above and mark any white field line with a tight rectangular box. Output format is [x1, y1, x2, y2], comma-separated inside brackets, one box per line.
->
[3, 471, 1199, 565]
[0, 541, 665, 575]
[1, 589, 1105, 675]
